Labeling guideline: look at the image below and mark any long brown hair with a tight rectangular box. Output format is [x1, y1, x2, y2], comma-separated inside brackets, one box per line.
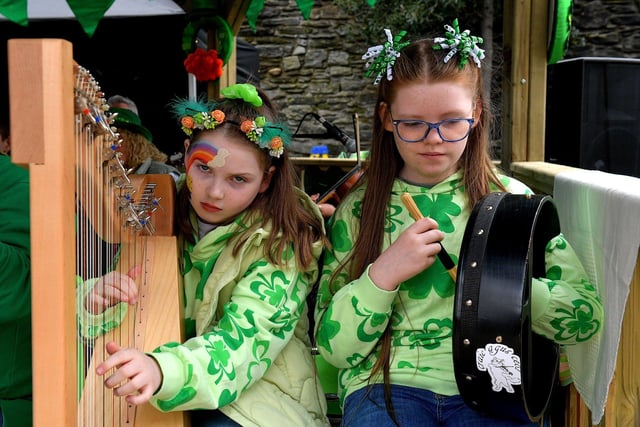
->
[175, 87, 327, 270]
[334, 37, 506, 423]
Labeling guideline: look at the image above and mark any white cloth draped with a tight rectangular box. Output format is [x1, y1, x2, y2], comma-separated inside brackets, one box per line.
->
[553, 169, 640, 424]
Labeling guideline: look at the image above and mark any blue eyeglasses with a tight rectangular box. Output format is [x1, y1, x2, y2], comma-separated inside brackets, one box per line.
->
[390, 113, 474, 143]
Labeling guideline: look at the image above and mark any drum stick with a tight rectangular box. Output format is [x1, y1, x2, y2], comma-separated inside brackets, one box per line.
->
[401, 193, 457, 281]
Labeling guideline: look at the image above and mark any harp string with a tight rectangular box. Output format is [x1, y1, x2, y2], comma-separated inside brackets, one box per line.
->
[72, 61, 181, 427]
[73, 63, 145, 426]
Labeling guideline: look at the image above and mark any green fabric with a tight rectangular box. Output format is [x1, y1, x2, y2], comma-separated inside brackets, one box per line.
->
[77, 276, 128, 340]
[148, 190, 329, 425]
[0, 0, 116, 36]
[0, 399, 32, 427]
[296, 0, 315, 20]
[246, 0, 264, 31]
[0, 155, 32, 427]
[109, 107, 153, 142]
[247, 0, 315, 31]
[79, 187, 329, 425]
[314, 172, 604, 407]
[548, 0, 572, 64]
[66, 0, 116, 37]
[0, 0, 28, 26]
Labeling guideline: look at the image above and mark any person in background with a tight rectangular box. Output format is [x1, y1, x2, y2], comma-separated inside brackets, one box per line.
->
[107, 95, 181, 180]
[82, 83, 330, 427]
[0, 123, 10, 155]
[314, 21, 604, 427]
[0, 143, 31, 426]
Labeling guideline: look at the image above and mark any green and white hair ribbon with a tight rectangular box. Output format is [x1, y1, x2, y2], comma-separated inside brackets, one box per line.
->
[362, 29, 410, 85]
[433, 19, 485, 69]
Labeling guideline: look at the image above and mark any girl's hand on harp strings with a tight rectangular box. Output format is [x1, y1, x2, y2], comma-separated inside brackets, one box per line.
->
[85, 266, 140, 314]
[97, 341, 163, 406]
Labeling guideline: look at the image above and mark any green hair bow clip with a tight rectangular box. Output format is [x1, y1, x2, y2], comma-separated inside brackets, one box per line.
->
[433, 18, 485, 69]
[362, 29, 410, 85]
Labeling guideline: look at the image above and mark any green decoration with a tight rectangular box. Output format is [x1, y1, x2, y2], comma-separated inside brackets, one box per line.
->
[0, 0, 29, 26]
[182, 14, 234, 65]
[362, 29, 410, 85]
[246, 0, 316, 31]
[548, 0, 572, 64]
[295, 0, 314, 20]
[246, 0, 264, 32]
[66, 0, 116, 37]
[433, 18, 485, 69]
[220, 83, 263, 107]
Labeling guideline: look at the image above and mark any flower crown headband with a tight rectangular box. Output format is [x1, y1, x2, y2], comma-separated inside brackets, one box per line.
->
[362, 19, 485, 85]
[171, 83, 291, 158]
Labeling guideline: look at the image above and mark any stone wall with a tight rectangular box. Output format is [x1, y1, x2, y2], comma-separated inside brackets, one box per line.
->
[238, 0, 376, 157]
[569, 0, 640, 58]
[238, 0, 640, 157]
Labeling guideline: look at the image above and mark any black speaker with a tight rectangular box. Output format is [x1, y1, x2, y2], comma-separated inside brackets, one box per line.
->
[545, 57, 640, 178]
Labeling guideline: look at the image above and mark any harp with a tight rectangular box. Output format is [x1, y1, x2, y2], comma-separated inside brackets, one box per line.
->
[8, 39, 187, 426]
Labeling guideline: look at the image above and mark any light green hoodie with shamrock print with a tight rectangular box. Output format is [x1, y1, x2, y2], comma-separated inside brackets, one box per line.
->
[80, 190, 329, 426]
[314, 170, 603, 408]
[148, 194, 329, 426]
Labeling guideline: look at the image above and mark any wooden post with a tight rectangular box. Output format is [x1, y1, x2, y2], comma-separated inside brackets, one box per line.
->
[9, 38, 77, 427]
[202, 0, 252, 98]
[501, 0, 548, 172]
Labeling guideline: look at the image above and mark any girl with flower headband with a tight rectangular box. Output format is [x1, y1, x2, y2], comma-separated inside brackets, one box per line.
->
[91, 83, 331, 426]
[314, 21, 602, 426]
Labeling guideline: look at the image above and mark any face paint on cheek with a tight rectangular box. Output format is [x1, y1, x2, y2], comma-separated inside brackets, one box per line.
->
[186, 175, 193, 192]
[185, 142, 226, 172]
[207, 147, 230, 168]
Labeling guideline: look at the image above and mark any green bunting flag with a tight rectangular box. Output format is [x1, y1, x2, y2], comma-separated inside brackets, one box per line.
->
[296, 0, 314, 20]
[246, 0, 316, 31]
[0, 0, 115, 37]
[66, 0, 116, 37]
[0, 0, 29, 26]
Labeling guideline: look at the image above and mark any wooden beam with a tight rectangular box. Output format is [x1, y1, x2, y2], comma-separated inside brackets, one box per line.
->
[9, 38, 77, 427]
[501, 0, 548, 170]
[527, 0, 549, 161]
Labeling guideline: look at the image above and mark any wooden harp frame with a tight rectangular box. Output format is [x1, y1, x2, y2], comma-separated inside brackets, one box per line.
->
[9, 39, 186, 427]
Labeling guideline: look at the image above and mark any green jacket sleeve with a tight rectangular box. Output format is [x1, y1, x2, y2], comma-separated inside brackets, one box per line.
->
[0, 159, 30, 323]
[313, 195, 392, 368]
[149, 256, 312, 411]
[530, 233, 603, 344]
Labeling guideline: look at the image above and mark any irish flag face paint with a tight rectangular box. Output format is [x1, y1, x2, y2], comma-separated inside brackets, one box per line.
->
[185, 141, 230, 172]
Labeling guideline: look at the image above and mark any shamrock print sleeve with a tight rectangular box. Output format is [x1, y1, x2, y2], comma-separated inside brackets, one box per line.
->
[149, 257, 311, 411]
[76, 275, 128, 340]
[314, 193, 398, 369]
[530, 233, 603, 344]
[500, 175, 603, 345]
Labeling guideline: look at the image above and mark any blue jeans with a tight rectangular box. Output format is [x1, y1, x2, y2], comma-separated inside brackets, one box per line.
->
[190, 409, 241, 427]
[341, 384, 539, 427]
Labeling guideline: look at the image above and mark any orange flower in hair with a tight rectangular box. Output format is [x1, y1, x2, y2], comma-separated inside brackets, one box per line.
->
[181, 116, 195, 129]
[171, 84, 291, 158]
[240, 120, 254, 133]
[270, 137, 284, 151]
[211, 110, 225, 122]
